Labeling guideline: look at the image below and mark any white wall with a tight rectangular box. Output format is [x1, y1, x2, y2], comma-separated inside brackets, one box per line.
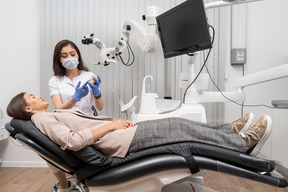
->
[0, 0, 45, 166]
[0, 0, 287, 167]
[224, 0, 288, 157]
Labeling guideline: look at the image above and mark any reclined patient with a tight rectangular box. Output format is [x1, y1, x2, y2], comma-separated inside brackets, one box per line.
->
[7, 92, 272, 159]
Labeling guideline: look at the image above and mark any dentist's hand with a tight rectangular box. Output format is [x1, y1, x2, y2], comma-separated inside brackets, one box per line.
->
[72, 81, 89, 101]
[88, 75, 101, 96]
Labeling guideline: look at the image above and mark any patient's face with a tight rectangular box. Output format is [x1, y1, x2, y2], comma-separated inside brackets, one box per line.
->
[24, 93, 49, 113]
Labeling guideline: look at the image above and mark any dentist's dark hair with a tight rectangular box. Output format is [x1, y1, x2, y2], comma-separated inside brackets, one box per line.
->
[53, 39, 89, 76]
[7, 92, 32, 120]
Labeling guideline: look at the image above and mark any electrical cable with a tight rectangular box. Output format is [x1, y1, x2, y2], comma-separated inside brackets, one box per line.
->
[203, 53, 288, 111]
[241, 64, 245, 117]
[183, 25, 215, 103]
[204, 65, 288, 110]
[119, 42, 135, 66]
[188, 24, 288, 111]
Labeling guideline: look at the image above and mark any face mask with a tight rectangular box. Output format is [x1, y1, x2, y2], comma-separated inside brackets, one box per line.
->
[61, 57, 79, 70]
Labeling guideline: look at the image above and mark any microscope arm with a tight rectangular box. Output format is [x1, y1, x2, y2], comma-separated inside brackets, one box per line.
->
[119, 6, 162, 53]
[120, 20, 158, 53]
[82, 6, 162, 66]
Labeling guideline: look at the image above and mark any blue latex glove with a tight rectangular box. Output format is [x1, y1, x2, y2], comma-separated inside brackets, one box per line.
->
[88, 75, 101, 96]
[72, 81, 89, 101]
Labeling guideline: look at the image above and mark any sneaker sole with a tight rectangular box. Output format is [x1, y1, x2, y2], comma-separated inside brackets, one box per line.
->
[250, 115, 272, 156]
[239, 113, 254, 134]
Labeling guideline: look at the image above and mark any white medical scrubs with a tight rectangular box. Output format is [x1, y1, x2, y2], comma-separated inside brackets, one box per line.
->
[49, 70, 96, 116]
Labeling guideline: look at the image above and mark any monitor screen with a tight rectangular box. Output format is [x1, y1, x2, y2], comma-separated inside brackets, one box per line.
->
[156, 0, 212, 58]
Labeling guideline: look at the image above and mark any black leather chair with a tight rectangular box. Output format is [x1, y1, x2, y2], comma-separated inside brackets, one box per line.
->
[5, 118, 288, 192]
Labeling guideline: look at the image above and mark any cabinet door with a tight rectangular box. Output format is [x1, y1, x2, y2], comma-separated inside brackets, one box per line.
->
[272, 109, 288, 167]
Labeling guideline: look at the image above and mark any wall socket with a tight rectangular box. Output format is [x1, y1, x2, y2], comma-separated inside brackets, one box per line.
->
[231, 48, 246, 65]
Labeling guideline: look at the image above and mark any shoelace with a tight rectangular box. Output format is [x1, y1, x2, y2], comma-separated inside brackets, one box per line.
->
[243, 123, 266, 144]
[231, 118, 248, 133]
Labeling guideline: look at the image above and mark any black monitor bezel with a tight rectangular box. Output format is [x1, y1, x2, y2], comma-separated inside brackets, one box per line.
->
[156, 0, 212, 58]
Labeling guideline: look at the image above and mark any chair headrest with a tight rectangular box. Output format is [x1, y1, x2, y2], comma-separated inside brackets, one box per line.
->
[11, 119, 52, 146]
[10, 118, 83, 168]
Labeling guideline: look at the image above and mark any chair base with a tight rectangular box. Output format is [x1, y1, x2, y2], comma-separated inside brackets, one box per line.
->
[51, 177, 88, 192]
[88, 169, 205, 192]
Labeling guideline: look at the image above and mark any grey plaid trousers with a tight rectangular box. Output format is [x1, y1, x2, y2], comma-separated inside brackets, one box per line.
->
[128, 117, 247, 153]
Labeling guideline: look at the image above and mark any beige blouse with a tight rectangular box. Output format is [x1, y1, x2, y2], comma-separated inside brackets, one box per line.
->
[31, 109, 137, 158]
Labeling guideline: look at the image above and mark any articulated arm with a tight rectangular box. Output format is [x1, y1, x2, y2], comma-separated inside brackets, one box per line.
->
[82, 6, 163, 66]
[234, 64, 288, 88]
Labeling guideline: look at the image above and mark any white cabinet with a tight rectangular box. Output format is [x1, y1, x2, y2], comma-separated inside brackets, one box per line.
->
[0, 108, 8, 142]
[0, 128, 8, 141]
[272, 108, 288, 167]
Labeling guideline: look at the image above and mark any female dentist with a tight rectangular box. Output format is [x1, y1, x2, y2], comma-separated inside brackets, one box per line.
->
[49, 39, 104, 116]
[48, 39, 104, 192]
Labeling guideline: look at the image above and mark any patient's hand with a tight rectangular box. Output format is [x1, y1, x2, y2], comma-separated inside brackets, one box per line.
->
[109, 120, 134, 130]
[91, 120, 134, 141]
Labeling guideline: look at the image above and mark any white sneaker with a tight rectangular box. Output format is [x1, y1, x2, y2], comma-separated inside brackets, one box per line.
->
[240, 115, 272, 156]
[231, 113, 254, 134]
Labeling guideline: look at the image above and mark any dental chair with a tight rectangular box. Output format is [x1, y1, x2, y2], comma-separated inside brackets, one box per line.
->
[5, 118, 288, 192]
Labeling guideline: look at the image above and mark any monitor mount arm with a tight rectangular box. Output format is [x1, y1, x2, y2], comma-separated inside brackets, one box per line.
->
[182, 0, 265, 104]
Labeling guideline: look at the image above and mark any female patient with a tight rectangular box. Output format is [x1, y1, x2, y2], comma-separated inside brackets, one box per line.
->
[7, 92, 272, 159]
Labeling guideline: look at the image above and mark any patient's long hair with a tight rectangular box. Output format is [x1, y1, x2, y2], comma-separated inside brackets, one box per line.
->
[53, 39, 89, 76]
[7, 92, 32, 120]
